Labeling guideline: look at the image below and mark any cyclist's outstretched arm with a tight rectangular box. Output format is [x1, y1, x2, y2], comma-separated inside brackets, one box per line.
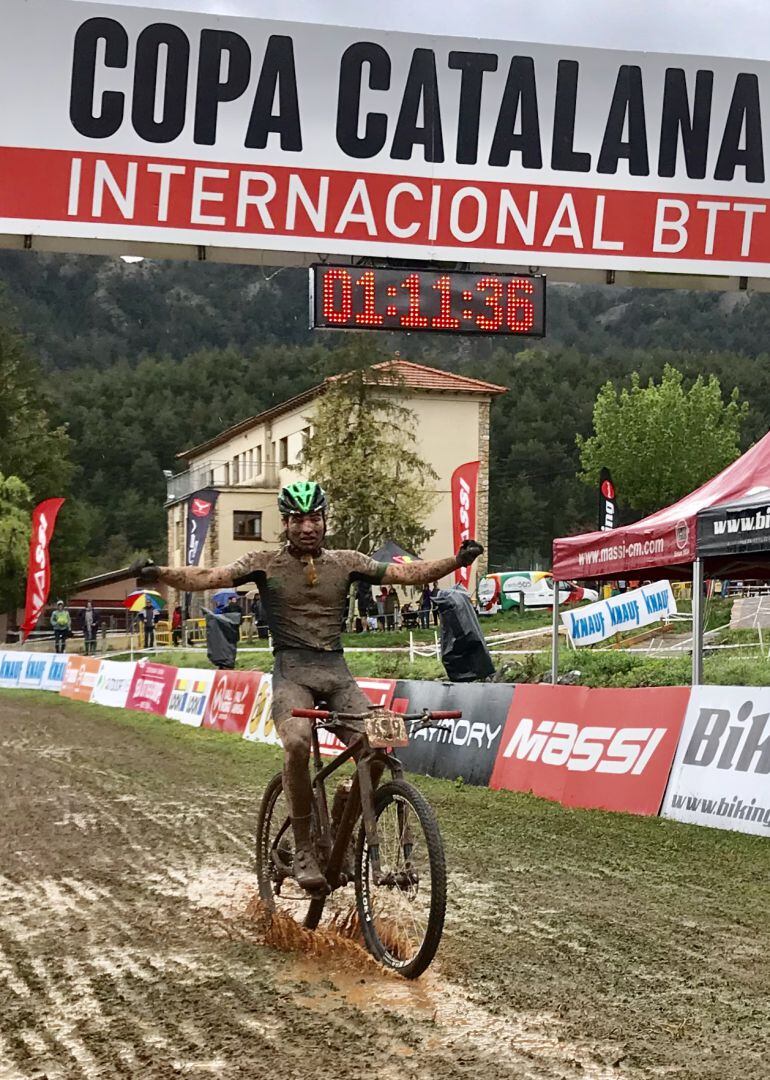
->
[129, 558, 235, 591]
[381, 540, 483, 586]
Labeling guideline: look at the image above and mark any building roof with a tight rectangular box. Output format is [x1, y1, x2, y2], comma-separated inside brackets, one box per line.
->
[178, 358, 507, 461]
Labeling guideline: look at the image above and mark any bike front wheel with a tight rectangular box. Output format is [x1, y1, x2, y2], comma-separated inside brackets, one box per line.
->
[355, 778, 446, 979]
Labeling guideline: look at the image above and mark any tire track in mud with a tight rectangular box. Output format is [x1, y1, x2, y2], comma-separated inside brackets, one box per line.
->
[0, 698, 634, 1080]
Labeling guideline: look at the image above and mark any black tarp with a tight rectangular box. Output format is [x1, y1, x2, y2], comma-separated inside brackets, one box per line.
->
[698, 491, 770, 562]
[204, 609, 241, 669]
[434, 586, 495, 682]
[370, 540, 421, 563]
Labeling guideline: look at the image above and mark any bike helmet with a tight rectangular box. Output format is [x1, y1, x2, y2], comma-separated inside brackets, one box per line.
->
[277, 481, 328, 516]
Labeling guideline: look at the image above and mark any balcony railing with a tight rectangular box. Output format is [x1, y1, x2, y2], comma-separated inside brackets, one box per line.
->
[165, 459, 277, 502]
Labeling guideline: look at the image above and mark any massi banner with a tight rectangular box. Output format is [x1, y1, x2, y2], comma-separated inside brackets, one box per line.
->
[598, 468, 618, 532]
[21, 497, 65, 640]
[451, 461, 480, 587]
[4, 1, 770, 278]
[662, 686, 770, 837]
[562, 579, 676, 646]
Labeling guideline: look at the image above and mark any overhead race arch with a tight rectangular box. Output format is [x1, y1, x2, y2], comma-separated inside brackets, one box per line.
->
[1, 0, 770, 287]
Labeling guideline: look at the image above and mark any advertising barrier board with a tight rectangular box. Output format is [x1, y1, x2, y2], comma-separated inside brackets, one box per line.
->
[203, 669, 262, 735]
[126, 661, 176, 714]
[562, 581, 676, 646]
[60, 656, 103, 703]
[41, 654, 68, 692]
[662, 686, 770, 837]
[4, 2, 770, 280]
[166, 668, 215, 727]
[0, 651, 25, 689]
[394, 680, 514, 786]
[19, 653, 51, 689]
[91, 660, 138, 709]
[490, 684, 689, 815]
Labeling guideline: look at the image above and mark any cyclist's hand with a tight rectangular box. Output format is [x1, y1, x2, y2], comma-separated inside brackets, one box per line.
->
[128, 557, 161, 587]
[456, 540, 484, 567]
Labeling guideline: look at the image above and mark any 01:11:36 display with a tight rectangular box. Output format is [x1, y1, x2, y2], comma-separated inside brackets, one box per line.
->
[314, 266, 544, 336]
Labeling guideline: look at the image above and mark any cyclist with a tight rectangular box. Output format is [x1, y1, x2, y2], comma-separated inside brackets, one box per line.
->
[133, 480, 482, 889]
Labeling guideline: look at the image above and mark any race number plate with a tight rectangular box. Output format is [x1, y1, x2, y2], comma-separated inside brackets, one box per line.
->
[365, 709, 409, 748]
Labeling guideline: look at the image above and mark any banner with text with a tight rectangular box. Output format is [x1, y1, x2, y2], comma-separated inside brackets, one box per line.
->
[490, 684, 689, 815]
[3, 2, 770, 278]
[126, 661, 176, 714]
[21, 497, 65, 640]
[562, 580, 676, 646]
[451, 462, 480, 587]
[60, 656, 103, 703]
[92, 659, 138, 709]
[662, 686, 770, 837]
[166, 667, 216, 726]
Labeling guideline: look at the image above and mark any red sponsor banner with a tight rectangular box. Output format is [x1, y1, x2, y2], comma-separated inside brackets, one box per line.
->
[203, 670, 262, 735]
[59, 656, 101, 703]
[126, 661, 176, 715]
[3, 147, 770, 271]
[451, 461, 480, 586]
[315, 678, 399, 756]
[21, 497, 65, 640]
[489, 684, 690, 816]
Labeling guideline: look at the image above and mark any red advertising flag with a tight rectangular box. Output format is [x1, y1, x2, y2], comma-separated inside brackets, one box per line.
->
[21, 497, 65, 640]
[451, 461, 480, 586]
[489, 684, 690, 816]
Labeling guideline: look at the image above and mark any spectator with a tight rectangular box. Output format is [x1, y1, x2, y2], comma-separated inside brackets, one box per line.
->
[419, 584, 432, 630]
[142, 599, 156, 649]
[82, 601, 100, 655]
[377, 585, 388, 629]
[430, 583, 440, 625]
[384, 586, 398, 631]
[171, 605, 183, 647]
[366, 598, 379, 632]
[50, 600, 71, 654]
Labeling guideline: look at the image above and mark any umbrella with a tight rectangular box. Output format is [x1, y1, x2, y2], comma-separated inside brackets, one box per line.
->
[212, 589, 239, 602]
[123, 589, 166, 612]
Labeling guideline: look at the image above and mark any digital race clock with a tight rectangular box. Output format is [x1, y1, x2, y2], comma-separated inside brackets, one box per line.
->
[310, 265, 545, 337]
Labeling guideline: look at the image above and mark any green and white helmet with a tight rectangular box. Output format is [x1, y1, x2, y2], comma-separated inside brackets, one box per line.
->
[277, 481, 328, 516]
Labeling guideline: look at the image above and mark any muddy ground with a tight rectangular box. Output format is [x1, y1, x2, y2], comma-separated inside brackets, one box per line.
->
[0, 693, 768, 1080]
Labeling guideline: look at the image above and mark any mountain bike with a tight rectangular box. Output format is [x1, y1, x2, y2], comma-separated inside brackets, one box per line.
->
[255, 704, 459, 979]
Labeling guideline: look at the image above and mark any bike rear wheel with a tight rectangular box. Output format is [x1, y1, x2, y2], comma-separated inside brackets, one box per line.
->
[354, 778, 446, 979]
[255, 772, 326, 930]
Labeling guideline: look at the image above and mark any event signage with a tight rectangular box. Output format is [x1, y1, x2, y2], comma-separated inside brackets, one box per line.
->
[126, 661, 176, 714]
[4, 2, 770, 279]
[311, 266, 545, 336]
[41, 654, 68, 691]
[451, 461, 481, 587]
[166, 668, 215, 726]
[60, 656, 102, 702]
[19, 653, 49, 689]
[562, 580, 677, 646]
[662, 686, 770, 836]
[0, 652, 25, 688]
[185, 489, 219, 567]
[490, 684, 689, 815]
[91, 659, 137, 708]
[396, 681, 514, 786]
[20, 497, 65, 640]
[243, 674, 276, 744]
[598, 468, 618, 532]
[204, 669, 261, 734]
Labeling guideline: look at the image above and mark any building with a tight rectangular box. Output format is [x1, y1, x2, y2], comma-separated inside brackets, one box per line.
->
[165, 359, 506, 606]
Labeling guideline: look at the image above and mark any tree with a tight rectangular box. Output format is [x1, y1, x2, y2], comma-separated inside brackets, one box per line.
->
[577, 365, 748, 515]
[0, 473, 32, 612]
[300, 340, 438, 554]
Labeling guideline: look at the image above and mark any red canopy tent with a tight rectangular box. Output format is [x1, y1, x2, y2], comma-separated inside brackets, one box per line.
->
[553, 430, 770, 582]
[550, 431, 770, 684]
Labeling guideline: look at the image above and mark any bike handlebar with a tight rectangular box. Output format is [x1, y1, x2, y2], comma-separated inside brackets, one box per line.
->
[292, 708, 331, 719]
[428, 710, 462, 720]
[290, 707, 462, 721]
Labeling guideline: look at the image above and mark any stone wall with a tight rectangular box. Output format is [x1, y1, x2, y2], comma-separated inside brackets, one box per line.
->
[476, 399, 491, 581]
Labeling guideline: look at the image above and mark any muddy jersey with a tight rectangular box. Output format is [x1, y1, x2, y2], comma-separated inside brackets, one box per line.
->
[227, 547, 387, 652]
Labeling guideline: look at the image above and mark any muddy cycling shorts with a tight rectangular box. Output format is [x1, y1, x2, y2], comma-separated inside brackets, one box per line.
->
[272, 648, 370, 743]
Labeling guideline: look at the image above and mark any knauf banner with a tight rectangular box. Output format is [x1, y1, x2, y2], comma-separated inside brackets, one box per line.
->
[0, 652, 25, 688]
[42, 653, 68, 691]
[166, 668, 215, 727]
[19, 653, 50, 689]
[562, 580, 676, 646]
[91, 660, 137, 709]
[662, 686, 770, 837]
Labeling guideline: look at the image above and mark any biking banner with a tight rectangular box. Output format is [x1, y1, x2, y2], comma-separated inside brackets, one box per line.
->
[662, 686, 770, 837]
[490, 684, 689, 815]
[451, 462, 480, 587]
[394, 680, 514, 786]
[185, 489, 219, 567]
[561, 580, 677, 646]
[60, 655, 102, 703]
[126, 661, 176, 714]
[204, 669, 261, 734]
[166, 668, 215, 726]
[91, 659, 138, 708]
[21, 497, 65, 641]
[598, 468, 618, 532]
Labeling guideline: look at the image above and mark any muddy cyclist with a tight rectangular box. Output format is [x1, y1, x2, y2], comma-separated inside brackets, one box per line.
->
[133, 481, 483, 890]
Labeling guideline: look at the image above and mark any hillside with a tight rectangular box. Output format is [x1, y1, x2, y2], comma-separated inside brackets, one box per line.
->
[2, 250, 770, 574]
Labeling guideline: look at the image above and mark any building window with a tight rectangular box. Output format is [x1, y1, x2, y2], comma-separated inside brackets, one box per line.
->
[247, 449, 253, 480]
[279, 437, 288, 468]
[175, 519, 183, 550]
[256, 445, 263, 474]
[223, 462, 230, 485]
[232, 456, 240, 484]
[233, 510, 262, 540]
